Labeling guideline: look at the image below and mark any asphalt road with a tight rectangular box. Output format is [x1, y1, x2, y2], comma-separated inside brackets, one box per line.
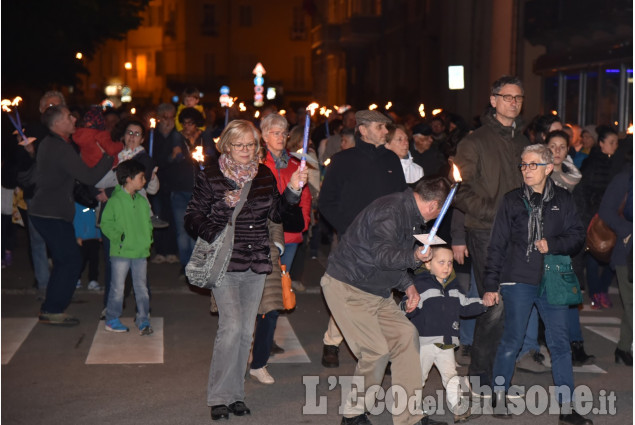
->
[2, 227, 632, 425]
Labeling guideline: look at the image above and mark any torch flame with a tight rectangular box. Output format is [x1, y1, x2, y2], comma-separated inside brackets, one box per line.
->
[325, 108, 332, 118]
[150, 118, 156, 129]
[368, 104, 378, 110]
[227, 97, 236, 108]
[418, 103, 425, 118]
[432, 108, 443, 116]
[324, 158, 331, 166]
[213, 137, 220, 144]
[627, 123, 633, 135]
[385, 101, 392, 110]
[279, 109, 286, 116]
[254, 111, 260, 119]
[11, 97, 22, 107]
[239, 102, 246, 112]
[452, 164, 462, 182]
[296, 148, 303, 154]
[307, 102, 319, 116]
[1, 99, 12, 112]
[192, 146, 205, 162]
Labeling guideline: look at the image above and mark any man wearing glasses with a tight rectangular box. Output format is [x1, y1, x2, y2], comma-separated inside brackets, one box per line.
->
[452, 76, 530, 397]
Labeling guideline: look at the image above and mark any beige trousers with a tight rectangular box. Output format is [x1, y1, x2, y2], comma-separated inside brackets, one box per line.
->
[321, 273, 424, 425]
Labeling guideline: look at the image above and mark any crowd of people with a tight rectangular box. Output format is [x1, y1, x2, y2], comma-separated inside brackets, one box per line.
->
[1, 75, 632, 425]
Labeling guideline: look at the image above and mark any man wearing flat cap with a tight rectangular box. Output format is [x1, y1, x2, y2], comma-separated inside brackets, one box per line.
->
[318, 109, 408, 368]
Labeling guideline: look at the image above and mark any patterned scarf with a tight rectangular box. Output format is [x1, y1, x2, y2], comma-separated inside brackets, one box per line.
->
[118, 146, 145, 162]
[521, 177, 555, 260]
[218, 153, 259, 207]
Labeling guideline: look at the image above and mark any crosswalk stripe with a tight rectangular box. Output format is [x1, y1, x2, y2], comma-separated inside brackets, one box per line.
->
[573, 364, 607, 374]
[268, 316, 311, 363]
[85, 317, 164, 364]
[584, 325, 620, 344]
[579, 316, 621, 325]
[2, 318, 38, 365]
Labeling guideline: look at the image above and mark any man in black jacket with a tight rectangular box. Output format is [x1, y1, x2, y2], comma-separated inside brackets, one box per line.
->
[321, 177, 449, 425]
[318, 109, 407, 367]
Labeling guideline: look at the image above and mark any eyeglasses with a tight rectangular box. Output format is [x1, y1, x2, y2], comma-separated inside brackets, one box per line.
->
[268, 130, 289, 138]
[127, 130, 142, 137]
[518, 162, 547, 171]
[495, 94, 525, 103]
[230, 143, 256, 151]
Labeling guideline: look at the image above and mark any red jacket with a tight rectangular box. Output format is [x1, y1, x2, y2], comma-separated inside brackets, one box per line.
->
[264, 150, 311, 244]
[73, 128, 123, 167]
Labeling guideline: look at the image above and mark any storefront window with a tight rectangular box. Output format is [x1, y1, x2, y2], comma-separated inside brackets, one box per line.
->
[564, 73, 579, 125]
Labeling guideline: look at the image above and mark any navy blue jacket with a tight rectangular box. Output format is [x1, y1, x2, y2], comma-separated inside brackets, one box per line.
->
[599, 167, 633, 268]
[483, 181, 586, 292]
[404, 270, 486, 346]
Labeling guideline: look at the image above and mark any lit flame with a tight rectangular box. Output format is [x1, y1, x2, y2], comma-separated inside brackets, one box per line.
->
[368, 104, 378, 110]
[150, 118, 156, 129]
[279, 109, 286, 116]
[319, 106, 326, 116]
[11, 97, 22, 107]
[324, 158, 331, 166]
[227, 97, 236, 108]
[307, 102, 319, 115]
[627, 123, 633, 135]
[614, 121, 619, 126]
[432, 108, 442, 116]
[385, 101, 392, 110]
[254, 111, 260, 118]
[192, 146, 204, 162]
[1, 100, 12, 113]
[418, 104, 425, 118]
[213, 137, 220, 144]
[325, 108, 332, 117]
[551, 110, 558, 116]
[239, 102, 246, 112]
[452, 164, 462, 182]
[130, 108, 136, 114]
[296, 148, 303, 154]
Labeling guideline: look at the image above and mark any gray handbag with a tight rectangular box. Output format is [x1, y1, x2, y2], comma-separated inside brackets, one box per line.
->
[185, 180, 252, 289]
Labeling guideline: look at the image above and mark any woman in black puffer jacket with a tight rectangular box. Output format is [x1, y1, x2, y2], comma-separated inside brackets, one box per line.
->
[184, 120, 306, 421]
[573, 125, 620, 309]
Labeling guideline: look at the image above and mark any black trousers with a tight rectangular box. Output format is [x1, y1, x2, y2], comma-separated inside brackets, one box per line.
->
[466, 227, 505, 388]
[80, 239, 101, 282]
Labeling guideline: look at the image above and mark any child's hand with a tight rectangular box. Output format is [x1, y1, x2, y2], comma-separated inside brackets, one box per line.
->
[76, 238, 83, 246]
[404, 285, 420, 313]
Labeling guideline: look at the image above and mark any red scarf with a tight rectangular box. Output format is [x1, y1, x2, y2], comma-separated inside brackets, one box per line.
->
[218, 154, 258, 207]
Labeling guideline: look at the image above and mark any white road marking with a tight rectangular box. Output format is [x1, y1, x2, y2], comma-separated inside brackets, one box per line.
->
[86, 317, 163, 364]
[585, 325, 620, 344]
[2, 318, 38, 365]
[578, 316, 621, 325]
[268, 316, 310, 363]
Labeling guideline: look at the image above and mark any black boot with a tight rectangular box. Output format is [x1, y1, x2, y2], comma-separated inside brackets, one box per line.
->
[322, 344, 340, 368]
[559, 408, 593, 424]
[571, 341, 595, 366]
[615, 347, 633, 366]
[492, 391, 512, 419]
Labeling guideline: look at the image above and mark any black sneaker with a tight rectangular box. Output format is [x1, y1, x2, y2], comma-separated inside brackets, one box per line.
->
[322, 344, 340, 368]
[38, 312, 80, 326]
[559, 409, 593, 425]
[341, 413, 372, 424]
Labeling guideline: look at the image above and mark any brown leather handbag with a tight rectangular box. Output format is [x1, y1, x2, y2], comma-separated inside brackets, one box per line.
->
[586, 213, 616, 263]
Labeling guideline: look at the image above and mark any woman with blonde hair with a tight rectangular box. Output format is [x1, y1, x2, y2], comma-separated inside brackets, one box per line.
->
[184, 119, 307, 421]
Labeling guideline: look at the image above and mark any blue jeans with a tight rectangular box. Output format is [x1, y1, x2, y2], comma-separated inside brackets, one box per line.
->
[519, 306, 541, 357]
[208, 270, 265, 406]
[585, 253, 614, 297]
[280, 242, 299, 271]
[102, 235, 112, 307]
[170, 191, 195, 267]
[30, 216, 82, 314]
[568, 305, 583, 342]
[26, 200, 50, 291]
[106, 257, 150, 327]
[493, 283, 574, 403]
[459, 269, 478, 345]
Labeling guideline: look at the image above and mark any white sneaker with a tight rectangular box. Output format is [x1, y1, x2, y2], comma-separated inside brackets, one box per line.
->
[249, 366, 275, 384]
[87, 280, 101, 291]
